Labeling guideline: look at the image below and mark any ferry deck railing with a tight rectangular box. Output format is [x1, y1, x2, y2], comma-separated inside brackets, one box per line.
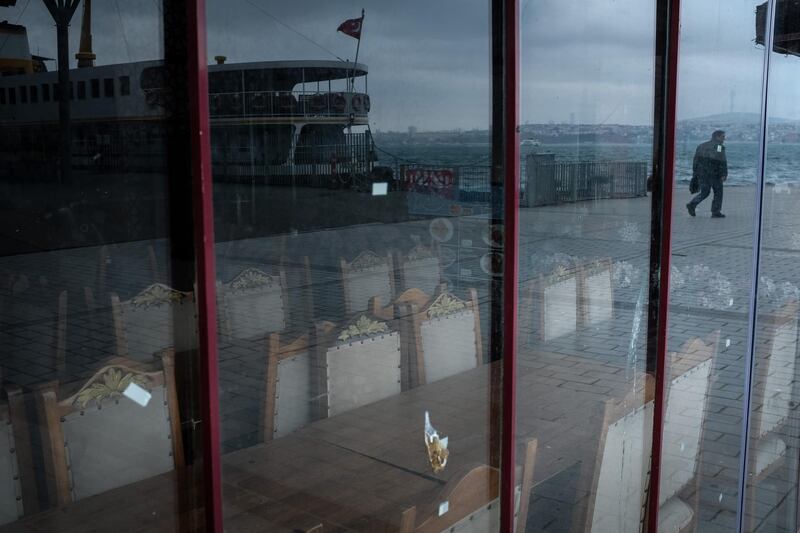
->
[207, 90, 370, 119]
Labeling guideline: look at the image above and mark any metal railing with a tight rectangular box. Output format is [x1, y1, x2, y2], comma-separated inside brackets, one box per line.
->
[208, 90, 371, 119]
[525, 159, 648, 206]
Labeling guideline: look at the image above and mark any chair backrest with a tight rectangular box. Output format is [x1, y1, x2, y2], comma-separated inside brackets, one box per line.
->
[218, 268, 287, 340]
[752, 301, 799, 439]
[526, 268, 579, 342]
[400, 439, 537, 533]
[264, 333, 314, 441]
[111, 283, 196, 361]
[396, 245, 443, 296]
[37, 353, 183, 505]
[578, 259, 614, 329]
[316, 314, 402, 417]
[0, 395, 26, 525]
[402, 288, 482, 388]
[340, 251, 395, 315]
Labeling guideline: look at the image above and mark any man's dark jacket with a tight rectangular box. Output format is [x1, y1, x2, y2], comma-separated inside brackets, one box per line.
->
[693, 139, 728, 182]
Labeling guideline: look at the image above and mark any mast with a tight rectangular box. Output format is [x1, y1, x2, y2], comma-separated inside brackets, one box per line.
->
[75, 0, 95, 68]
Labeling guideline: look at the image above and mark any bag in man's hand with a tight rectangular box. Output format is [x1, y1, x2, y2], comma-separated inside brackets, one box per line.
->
[689, 175, 699, 194]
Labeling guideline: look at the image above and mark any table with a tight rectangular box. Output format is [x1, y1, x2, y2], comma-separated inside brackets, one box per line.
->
[0, 349, 641, 532]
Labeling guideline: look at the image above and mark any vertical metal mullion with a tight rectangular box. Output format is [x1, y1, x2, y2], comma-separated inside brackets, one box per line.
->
[499, 0, 519, 530]
[645, 0, 681, 530]
[736, 1, 776, 531]
[186, 0, 224, 531]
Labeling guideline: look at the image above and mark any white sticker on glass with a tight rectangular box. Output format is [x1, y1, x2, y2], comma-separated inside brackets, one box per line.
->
[123, 382, 152, 407]
[438, 501, 449, 516]
[372, 182, 388, 196]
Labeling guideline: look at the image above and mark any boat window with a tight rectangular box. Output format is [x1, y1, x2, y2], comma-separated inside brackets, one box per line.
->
[119, 76, 131, 96]
[29, 86, 37, 103]
[52, 83, 58, 101]
[103, 78, 114, 97]
[140, 67, 166, 91]
[69, 82, 74, 100]
[91, 79, 100, 98]
[8, 87, 15, 105]
[0, 88, 5, 105]
[77, 81, 86, 100]
[41, 84, 49, 102]
[19, 86, 27, 104]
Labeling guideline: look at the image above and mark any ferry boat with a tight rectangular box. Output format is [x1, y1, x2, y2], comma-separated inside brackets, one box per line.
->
[0, 19, 376, 187]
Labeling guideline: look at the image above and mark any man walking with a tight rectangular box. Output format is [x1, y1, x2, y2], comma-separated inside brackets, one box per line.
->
[687, 130, 728, 218]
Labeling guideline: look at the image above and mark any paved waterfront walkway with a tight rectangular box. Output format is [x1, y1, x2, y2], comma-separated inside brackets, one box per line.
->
[0, 184, 798, 531]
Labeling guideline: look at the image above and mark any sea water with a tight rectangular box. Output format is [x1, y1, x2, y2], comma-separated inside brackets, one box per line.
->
[375, 141, 800, 186]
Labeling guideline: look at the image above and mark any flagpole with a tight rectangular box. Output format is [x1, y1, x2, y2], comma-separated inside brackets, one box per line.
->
[351, 9, 364, 92]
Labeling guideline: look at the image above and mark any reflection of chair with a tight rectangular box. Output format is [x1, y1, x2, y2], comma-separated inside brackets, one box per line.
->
[399, 439, 537, 533]
[578, 259, 614, 329]
[37, 353, 183, 505]
[0, 388, 35, 525]
[263, 333, 315, 441]
[746, 301, 799, 526]
[314, 313, 402, 417]
[341, 251, 395, 315]
[217, 268, 287, 340]
[582, 335, 717, 533]
[395, 245, 443, 296]
[524, 269, 578, 342]
[401, 287, 482, 388]
[111, 284, 196, 361]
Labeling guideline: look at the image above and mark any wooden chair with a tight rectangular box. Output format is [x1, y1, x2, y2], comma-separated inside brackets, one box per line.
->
[400, 287, 483, 389]
[0, 387, 36, 525]
[395, 244, 444, 296]
[745, 301, 799, 527]
[581, 334, 718, 533]
[263, 332, 315, 441]
[111, 283, 196, 361]
[524, 267, 579, 343]
[577, 259, 614, 329]
[399, 438, 537, 533]
[314, 313, 402, 418]
[36, 353, 183, 506]
[217, 268, 288, 340]
[340, 251, 395, 315]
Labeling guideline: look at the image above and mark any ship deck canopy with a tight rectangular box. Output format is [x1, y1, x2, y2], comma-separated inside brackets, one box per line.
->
[209, 60, 368, 93]
[756, 0, 800, 57]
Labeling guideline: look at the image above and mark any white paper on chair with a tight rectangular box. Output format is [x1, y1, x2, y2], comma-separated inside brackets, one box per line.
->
[543, 277, 577, 341]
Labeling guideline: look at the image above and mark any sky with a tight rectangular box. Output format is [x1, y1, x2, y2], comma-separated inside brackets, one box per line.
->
[0, 0, 797, 131]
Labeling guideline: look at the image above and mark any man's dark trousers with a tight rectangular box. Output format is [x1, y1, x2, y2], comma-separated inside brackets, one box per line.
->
[688, 175, 723, 214]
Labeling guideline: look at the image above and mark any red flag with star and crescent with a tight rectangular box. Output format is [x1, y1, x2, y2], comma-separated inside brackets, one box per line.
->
[337, 16, 363, 40]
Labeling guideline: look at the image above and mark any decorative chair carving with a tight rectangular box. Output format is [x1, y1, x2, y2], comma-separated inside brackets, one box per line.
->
[217, 268, 287, 340]
[395, 244, 444, 296]
[263, 333, 314, 441]
[111, 283, 196, 361]
[399, 438, 537, 533]
[578, 259, 614, 329]
[400, 287, 483, 388]
[36, 353, 183, 505]
[314, 313, 402, 417]
[524, 267, 579, 343]
[340, 251, 395, 315]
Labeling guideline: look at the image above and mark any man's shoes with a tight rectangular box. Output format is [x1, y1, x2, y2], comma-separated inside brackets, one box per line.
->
[711, 212, 726, 218]
[686, 203, 696, 217]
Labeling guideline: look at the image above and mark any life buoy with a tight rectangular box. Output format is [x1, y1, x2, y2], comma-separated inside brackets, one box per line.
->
[333, 93, 346, 113]
[352, 94, 363, 112]
[363, 94, 371, 112]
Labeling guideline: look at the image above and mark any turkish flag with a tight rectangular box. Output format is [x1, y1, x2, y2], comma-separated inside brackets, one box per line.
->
[337, 16, 363, 39]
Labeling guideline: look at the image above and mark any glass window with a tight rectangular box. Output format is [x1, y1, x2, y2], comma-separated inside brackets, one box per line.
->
[119, 76, 130, 96]
[9, 87, 17, 105]
[0, 88, 5, 105]
[90, 78, 100, 98]
[208, 1, 506, 530]
[518, 2, 659, 531]
[104, 77, 114, 97]
[0, 1, 206, 530]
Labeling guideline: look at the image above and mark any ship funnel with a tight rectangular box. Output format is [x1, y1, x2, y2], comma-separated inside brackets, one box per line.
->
[0, 20, 33, 74]
[75, 0, 95, 68]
